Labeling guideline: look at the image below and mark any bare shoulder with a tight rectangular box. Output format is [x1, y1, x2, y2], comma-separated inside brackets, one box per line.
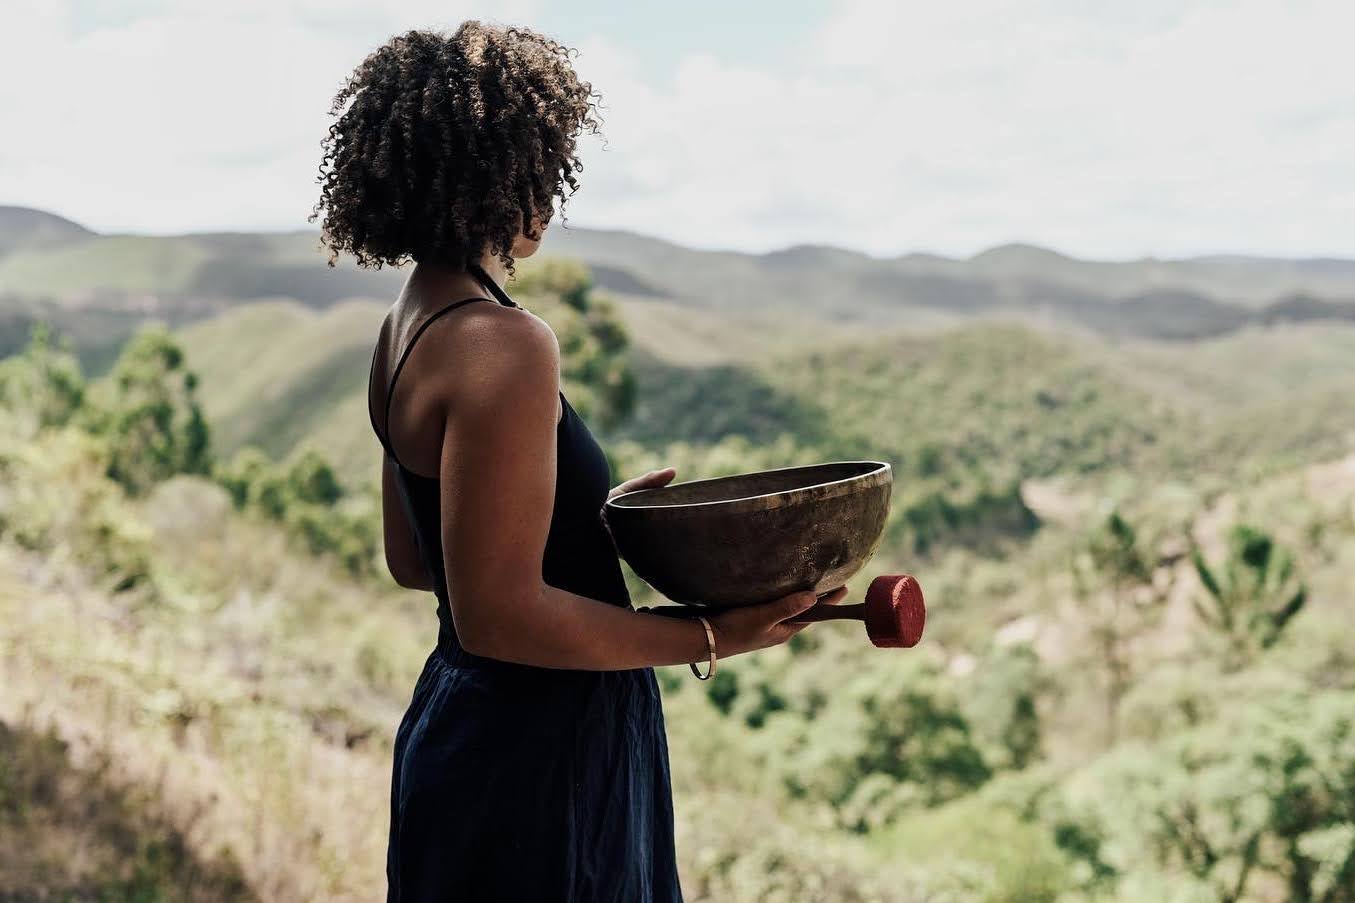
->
[424, 303, 560, 408]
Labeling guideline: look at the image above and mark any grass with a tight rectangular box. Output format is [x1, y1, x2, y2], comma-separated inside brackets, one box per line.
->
[0, 419, 426, 898]
[0, 715, 254, 901]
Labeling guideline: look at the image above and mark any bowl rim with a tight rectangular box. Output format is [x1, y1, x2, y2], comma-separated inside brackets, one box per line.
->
[604, 460, 892, 517]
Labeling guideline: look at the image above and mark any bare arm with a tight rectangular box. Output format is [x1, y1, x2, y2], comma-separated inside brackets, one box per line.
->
[381, 450, 434, 591]
[436, 308, 825, 670]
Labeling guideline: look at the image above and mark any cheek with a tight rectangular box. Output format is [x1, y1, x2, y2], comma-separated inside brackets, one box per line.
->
[512, 232, 543, 257]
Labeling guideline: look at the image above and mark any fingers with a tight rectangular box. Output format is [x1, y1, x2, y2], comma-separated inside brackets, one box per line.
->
[779, 589, 820, 619]
[615, 467, 678, 496]
[643, 467, 677, 487]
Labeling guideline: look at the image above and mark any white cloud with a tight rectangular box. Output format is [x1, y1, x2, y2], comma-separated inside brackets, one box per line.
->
[562, 0, 1355, 258]
[0, 0, 538, 234]
[1, 0, 1351, 258]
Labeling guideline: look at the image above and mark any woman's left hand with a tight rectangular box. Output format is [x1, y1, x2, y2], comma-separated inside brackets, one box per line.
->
[606, 467, 677, 502]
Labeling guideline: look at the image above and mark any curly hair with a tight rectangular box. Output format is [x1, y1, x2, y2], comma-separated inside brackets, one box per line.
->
[310, 22, 603, 274]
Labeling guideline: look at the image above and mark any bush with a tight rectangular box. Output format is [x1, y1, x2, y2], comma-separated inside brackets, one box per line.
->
[0, 421, 155, 596]
[1060, 690, 1355, 901]
[876, 799, 1078, 902]
[958, 642, 1046, 771]
[752, 657, 992, 828]
[210, 443, 379, 576]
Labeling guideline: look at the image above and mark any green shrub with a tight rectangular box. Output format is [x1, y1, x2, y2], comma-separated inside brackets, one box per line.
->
[959, 642, 1046, 771]
[1061, 690, 1355, 901]
[760, 658, 992, 827]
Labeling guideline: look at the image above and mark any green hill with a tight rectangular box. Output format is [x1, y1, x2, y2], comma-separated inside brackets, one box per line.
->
[177, 298, 385, 487]
[5, 206, 1355, 354]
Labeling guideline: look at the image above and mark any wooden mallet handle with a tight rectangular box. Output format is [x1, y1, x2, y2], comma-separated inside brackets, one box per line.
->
[788, 574, 925, 648]
[638, 574, 926, 649]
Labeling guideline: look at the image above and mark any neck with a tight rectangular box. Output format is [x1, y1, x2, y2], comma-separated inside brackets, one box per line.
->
[474, 250, 510, 289]
[411, 251, 513, 299]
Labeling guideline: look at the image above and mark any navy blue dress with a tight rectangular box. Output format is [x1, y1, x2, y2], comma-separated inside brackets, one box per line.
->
[367, 265, 684, 902]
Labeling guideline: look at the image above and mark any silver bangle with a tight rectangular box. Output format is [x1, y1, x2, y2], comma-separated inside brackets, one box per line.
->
[690, 615, 717, 680]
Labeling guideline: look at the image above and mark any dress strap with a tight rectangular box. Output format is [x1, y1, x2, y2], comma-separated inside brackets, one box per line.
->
[370, 295, 499, 472]
[469, 262, 521, 309]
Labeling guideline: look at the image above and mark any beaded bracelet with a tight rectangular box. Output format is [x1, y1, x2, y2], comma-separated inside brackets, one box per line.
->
[690, 615, 717, 680]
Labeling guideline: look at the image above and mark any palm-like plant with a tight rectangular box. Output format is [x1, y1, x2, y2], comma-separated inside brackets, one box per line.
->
[1192, 524, 1306, 668]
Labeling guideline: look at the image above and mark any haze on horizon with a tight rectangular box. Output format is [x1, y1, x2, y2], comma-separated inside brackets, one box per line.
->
[2, 0, 1352, 261]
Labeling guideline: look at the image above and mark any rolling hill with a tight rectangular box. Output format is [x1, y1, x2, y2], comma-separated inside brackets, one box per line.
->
[7, 201, 1355, 532]
[4, 206, 1355, 369]
[1, 202, 1346, 510]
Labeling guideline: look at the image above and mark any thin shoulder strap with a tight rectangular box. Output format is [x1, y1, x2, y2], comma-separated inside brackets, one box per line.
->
[370, 296, 497, 471]
[469, 262, 520, 309]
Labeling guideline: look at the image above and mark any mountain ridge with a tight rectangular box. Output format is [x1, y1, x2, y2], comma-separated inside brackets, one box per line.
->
[5, 203, 1351, 271]
[3, 205, 1354, 355]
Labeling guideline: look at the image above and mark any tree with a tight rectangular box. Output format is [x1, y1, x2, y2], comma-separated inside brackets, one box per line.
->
[211, 444, 376, 575]
[1070, 510, 1168, 746]
[509, 256, 593, 311]
[79, 326, 212, 495]
[0, 320, 86, 429]
[1192, 523, 1307, 670]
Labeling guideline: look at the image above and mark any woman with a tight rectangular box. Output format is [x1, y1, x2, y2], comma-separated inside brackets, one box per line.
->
[312, 22, 846, 902]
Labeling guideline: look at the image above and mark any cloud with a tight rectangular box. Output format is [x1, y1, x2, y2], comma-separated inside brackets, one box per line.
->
[563, 0, 1355, 258]
[2, 0, 1351, 258]
[0, 1, 538, 234]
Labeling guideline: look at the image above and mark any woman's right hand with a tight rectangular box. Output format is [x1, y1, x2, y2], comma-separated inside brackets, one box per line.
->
[707, 585, 849, 657]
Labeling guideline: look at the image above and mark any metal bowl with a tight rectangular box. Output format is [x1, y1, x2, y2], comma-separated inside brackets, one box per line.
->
[602, 461, 892, 608]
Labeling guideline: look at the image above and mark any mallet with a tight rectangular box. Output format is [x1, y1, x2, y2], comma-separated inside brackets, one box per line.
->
[638, 574, 926, 649]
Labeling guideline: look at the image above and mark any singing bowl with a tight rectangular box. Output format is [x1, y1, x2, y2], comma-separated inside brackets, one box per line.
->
[602, 461, 892, 608]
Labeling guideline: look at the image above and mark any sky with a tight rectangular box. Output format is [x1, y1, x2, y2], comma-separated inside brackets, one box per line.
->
[1, 0, 1352, 260]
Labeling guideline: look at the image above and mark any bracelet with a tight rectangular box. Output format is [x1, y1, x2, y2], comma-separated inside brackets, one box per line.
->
[690, 615, 717, 680]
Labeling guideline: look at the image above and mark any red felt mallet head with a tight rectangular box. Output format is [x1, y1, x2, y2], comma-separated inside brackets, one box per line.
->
[863, 574, 926, 648]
